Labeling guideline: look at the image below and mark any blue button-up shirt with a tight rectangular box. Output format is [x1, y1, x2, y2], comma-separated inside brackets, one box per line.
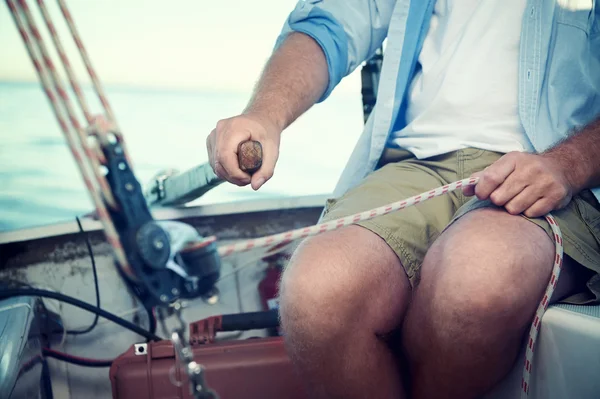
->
[277, 0, 600, 202]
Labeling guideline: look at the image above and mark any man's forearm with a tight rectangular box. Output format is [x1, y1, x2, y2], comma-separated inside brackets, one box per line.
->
[243, 32, 329, 132]
[543, 118, 600, 193]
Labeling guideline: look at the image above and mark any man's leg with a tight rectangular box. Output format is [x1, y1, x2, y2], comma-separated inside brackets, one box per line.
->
[279, 225, 412, 399]
[403, 208, 575, 399]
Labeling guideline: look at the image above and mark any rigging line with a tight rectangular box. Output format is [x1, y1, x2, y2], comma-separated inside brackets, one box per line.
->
[8, 0, 131, 274]
[33, 0, 117, 207]
[56, 0, 135, 168]
[36, 0, 93, 124]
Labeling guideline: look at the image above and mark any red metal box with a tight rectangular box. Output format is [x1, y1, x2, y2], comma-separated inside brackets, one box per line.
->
[110, 337, 308, 399]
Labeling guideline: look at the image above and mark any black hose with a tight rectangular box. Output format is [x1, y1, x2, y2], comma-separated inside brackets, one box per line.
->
[40, 358, 54, 399]
[66, 216, 101, 335]
[42, 348, 112, 368]
[146, 305, 157, 335]
[0, 289, 161, 341]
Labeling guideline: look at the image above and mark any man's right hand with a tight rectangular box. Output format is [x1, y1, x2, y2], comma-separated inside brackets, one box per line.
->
[207, 113, 281, 191]
[207, 32, 328, 191]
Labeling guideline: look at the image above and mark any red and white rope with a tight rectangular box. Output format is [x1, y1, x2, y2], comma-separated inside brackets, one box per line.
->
[56, 0, 116, 126]
[6, 0, 133, 277]
[218, 177, 478, 256]
[36, 0, 92, 124]
[55, 0, 134, 166]
[522, 213, 562, 397]
[32, 0, 116, 208]
[218, 177, 563, 398]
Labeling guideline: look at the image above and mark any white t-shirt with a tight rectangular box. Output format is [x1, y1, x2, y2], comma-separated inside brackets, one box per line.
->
[388, 0, 535, 158]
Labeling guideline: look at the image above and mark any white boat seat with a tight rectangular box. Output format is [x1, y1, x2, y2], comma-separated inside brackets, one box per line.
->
[484, 303, 600, 399]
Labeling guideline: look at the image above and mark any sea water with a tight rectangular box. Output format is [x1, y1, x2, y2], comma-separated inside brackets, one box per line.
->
[0, 82, 363, 231]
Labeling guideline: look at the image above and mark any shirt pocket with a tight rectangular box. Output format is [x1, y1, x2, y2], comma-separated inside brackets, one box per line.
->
[556, 0, 596, 33]
[546, 0, 600, 133]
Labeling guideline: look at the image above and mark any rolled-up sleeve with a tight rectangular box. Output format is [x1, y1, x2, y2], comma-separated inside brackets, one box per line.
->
[275, 0, 395, 102]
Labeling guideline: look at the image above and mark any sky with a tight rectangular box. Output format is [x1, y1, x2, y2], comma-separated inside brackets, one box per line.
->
[0, 0, 360, 93]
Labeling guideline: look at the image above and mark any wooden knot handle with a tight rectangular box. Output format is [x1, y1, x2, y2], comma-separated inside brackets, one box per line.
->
[237, 140, 263, 175]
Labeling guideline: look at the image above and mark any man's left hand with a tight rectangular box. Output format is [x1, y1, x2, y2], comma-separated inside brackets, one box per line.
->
[463, 151, 574, 218]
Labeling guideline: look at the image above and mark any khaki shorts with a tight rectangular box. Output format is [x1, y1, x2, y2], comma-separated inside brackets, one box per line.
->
[322, 148, 600, 304]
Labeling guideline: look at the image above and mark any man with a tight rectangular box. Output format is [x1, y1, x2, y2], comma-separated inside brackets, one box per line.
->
[206, 1, 600, 398]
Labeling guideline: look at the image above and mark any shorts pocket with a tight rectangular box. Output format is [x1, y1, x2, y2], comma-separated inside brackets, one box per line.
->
[574, 193, 600, 249]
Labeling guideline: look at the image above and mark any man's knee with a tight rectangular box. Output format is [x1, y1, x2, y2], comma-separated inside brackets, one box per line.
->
[279, 240, 345, 339]
[419, 208, 554, 301]
[405, 251, 516, 355]
[404, 208, 555, 353]
[279, 226, 410, 339]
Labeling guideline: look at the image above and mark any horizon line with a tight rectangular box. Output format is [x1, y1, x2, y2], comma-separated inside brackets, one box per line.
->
[0, 79, 257, 96]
